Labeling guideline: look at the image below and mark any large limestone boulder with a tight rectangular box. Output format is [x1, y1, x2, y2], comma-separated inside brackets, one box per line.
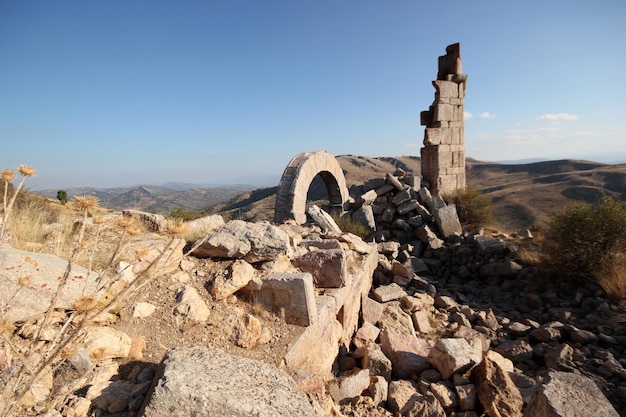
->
[0, 246, 100, 321]
[192, 220, 293, 262]
[122, 209, 166, 232]
[184, 214, 224, 238]
[141, 347, 318, 417]
[523, 371, 619, 417]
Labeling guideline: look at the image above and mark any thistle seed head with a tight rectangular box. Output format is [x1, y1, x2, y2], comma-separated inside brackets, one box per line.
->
[1, 169, 14, 182]
[0, 319, 15, 335]
[92, 216, 106, 225]
[72, 296, 99, 313]
[73, 196, 99, 212]
[18, 165, 36, 177]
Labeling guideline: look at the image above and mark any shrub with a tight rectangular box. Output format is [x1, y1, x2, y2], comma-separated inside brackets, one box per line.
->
[168, 207, 204, 221]
[57, 189, 68, 205]
[444, 187, 493, 230]
[330, 210, 370, 238]
[543, 197, 626, 293]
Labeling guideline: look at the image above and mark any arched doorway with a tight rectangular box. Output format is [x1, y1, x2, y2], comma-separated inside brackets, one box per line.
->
[274, 151, 350, 224]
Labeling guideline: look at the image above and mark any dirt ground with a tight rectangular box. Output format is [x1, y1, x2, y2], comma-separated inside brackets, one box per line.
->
[111, 255, 305, 373]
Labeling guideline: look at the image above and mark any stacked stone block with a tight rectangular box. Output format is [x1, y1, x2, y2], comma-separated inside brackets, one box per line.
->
[420, 43, 468, 195]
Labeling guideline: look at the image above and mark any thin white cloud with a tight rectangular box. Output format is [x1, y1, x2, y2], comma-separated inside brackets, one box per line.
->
[405, 142, 421, 148]
[478, 112, 495, 119]
[464, 111, 474, 120]
[537, 113, 579, 121]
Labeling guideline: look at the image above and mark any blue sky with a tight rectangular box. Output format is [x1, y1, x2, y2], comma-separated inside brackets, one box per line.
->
[1, 1, 625, 190]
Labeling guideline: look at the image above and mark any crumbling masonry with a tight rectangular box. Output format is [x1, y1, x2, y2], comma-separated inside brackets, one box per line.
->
[420, 43, 468, 195]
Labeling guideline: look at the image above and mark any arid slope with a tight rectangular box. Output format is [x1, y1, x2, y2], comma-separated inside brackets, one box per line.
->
[212, 156, 626, 232]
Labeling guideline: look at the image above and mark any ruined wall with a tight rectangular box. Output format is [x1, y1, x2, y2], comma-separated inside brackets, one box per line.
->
[420, 43, 468, 195]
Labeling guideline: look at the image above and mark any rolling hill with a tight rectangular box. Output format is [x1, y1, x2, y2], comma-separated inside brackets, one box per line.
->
[35, 156, 626, 233]
[213, 156, 626, 232]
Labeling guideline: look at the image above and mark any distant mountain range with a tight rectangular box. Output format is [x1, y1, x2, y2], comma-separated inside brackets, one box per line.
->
[35, 184, 256, 214]
[34, 156, 626, 232]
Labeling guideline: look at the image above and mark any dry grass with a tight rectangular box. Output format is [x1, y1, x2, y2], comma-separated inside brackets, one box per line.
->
[516, 246, 544, 267]
[443, 187, 493, 230]
[543, 197, 626, 284]
[330, 211, 370, 238]
[0, 171, 186, 417]
[594, 252, 626, 299]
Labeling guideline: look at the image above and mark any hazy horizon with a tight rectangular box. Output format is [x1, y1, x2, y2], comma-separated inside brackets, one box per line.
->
[27, 154, 626, 192]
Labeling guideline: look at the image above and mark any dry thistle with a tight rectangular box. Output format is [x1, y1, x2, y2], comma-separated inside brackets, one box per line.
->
[72, 296, 99, 313]
[116, 216, 134, 230]
[0, 318, 15, 335]
[1, 169, 14, 182]
[73, 195, 99, 212]
[165, 219, 187, 237]
[117, 216, 141, 236]
[18, 164, 36, 177]
[127, 224, 142, 237]
[92, 216, 106, 225]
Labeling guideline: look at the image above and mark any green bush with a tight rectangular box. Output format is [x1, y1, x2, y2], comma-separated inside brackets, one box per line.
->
[444, 187, 493, 230]
[57, 189, 68, 205]
[543, 197, 626, 286]
[330, 211, 370, 238]
[168, 207, 204, 221]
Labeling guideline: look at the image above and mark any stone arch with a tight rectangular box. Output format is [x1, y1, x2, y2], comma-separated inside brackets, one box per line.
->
[274, 151, 350, 224]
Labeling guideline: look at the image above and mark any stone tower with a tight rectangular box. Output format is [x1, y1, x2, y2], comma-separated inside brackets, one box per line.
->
[420, 43, 467, 195]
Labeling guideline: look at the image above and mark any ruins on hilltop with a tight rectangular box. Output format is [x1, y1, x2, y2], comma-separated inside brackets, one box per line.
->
[420, 43, 467, 196]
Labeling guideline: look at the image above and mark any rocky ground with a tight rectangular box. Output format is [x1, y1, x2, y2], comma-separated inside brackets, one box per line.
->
[2, 169, 626, 417]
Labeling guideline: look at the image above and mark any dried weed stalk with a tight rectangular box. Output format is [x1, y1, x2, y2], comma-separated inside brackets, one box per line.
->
[0, 186, 186, 417]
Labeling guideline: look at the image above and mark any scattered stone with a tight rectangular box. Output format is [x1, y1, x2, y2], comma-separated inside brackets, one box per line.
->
[294, 248, 347, 288]
[0, 246, 100, 321]
[494, 339, 534, 362]
[455, 384, 477, 411]
[81, 326, 132, 360]
[329, 368, 371, 405]
[428, 338, 482, 380]
[307, 204, 342, 233]
[173, 285, 211, 324]
[387, 380, 419, 414]
[401, 393, 446, 417]
[372, 283, 407, 303]
[184, 214, 225, 237]
[472, 357, 523, 417]
[366, 375, 389, 406]
[434, 205, 462, 238]
[122, 209, 166, 232]
[230, 313, 262, 349]
[133, 302, 156, 318]
[363, 346, 393, 381]
[211, 259, 255, 300]
[380, 329, 432, 379]
[473, 235, 505, 254]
